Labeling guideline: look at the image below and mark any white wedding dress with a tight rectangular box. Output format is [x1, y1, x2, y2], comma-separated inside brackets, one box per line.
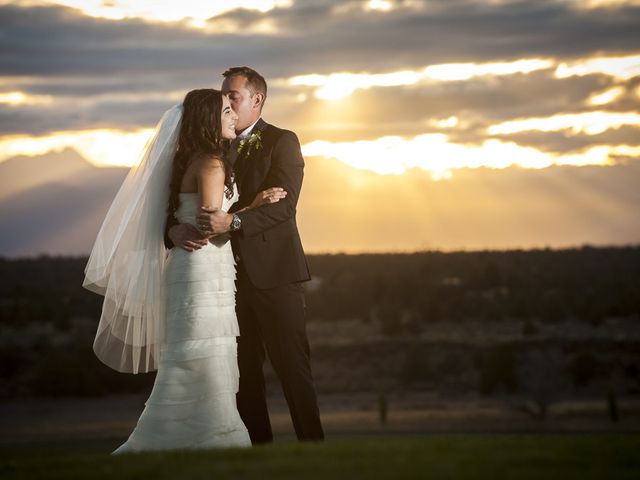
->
[112, 186, 251, 454]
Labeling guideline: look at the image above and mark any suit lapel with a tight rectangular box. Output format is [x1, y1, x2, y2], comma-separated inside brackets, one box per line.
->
[235, 118, 269, 192]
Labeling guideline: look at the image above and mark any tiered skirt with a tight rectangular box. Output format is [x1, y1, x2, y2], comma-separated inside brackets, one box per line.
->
[112, 240, 251, 453]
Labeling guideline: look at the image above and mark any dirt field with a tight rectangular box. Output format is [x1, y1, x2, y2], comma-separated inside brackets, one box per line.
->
[2, 392, 639, 446]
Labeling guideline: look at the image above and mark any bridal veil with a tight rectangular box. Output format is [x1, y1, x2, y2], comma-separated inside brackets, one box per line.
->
[83, 104, 182, 374]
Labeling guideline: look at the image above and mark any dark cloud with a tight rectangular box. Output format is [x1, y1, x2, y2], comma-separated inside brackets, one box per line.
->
[2, 1, 639, 80]
[0, 4, 244, 77]
[0, 99, 176, 135]
[488, 125, 640, 154]
[279, 70, 640, 148]
[209, 0, 640, 69]
[0, 0, 639, 152]
[2, 66, 638, 155]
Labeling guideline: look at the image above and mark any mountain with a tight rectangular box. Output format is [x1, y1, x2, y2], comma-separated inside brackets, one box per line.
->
[0, 148, 93, 200]
[0, 150, 127, 257]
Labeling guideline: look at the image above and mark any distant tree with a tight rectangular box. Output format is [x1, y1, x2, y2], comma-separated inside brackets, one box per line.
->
[521, 348, 568, 419]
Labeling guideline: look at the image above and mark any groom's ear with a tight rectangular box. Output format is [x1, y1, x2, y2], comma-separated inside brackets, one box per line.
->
[252, 92, 265, 110]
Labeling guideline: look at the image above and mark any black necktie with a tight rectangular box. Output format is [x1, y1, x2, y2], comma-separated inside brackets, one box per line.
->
[229, 138, 240, 167]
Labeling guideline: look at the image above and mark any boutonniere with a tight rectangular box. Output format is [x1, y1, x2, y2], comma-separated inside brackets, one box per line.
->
[237, 130, 263, 158]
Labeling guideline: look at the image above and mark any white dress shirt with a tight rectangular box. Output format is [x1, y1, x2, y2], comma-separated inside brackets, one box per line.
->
[237, 118, 261, 140]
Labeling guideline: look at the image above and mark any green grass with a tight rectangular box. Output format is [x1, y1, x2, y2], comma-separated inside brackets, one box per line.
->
[1, 433, 639, 479]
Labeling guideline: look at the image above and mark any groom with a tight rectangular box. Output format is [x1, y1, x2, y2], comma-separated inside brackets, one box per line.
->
[165, 66, 324, 444]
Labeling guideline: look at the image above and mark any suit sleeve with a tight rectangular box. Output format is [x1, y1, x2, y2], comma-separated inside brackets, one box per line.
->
[235, 130, 304, 238]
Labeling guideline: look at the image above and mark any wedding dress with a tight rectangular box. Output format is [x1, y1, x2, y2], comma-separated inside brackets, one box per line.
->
[111, 186, 251, 454]
[83, 103, 250, 453]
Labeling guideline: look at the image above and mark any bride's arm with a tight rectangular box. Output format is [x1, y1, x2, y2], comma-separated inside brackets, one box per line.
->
[196, 186, 287, 236]
[197, 156, 226, 238]
[236, 187, 287, 214]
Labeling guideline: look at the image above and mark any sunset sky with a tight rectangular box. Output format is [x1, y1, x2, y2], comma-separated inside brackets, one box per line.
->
[1, 0, 639, 255]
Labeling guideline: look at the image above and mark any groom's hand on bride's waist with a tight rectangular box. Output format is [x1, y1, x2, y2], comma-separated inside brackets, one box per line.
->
[168, 223, 208, 252]
[197, 207, 232, 235]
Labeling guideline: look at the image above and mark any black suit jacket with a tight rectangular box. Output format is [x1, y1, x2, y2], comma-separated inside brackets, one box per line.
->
[164, 118, 311, 289]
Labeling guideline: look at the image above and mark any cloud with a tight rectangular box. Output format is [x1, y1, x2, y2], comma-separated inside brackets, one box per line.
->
[287, 54, 640, 101]
[556, 54, 640, 79]
[488, 125, 640, 154]
[39, 0, 293, 26]
[289, 58, 557, 100]
[286, 69, 639, 144]
[2, 68, 638, 164]
[488, 111, 640, 135]
[0, 0, 638, 177]
[302, 134, 637, 178]
[0, 128, 154, 167]
[2, 1, 639, 80]
[587, 86, 626, 105]
[0, 90, 54, 106]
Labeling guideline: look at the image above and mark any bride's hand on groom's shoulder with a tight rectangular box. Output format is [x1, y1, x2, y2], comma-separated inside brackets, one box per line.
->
[168, 223, 208, 252]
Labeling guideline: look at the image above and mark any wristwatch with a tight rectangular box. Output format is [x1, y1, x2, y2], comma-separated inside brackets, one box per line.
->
[230, 213, 242, 232]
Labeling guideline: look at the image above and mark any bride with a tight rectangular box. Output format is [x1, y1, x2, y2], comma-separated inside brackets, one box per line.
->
[83, 89, 286, 453]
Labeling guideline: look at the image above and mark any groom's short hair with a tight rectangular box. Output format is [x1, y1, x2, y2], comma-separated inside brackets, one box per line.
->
[223, 66, 267, 107]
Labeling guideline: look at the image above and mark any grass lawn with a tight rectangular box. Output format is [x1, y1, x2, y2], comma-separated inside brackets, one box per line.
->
[0, 433, 638, 479]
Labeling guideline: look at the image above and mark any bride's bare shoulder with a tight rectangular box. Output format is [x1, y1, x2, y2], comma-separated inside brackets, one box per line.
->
[184, 153, 222, 171]
[193, 153, 224, 172]
[191, 155, 225, 189]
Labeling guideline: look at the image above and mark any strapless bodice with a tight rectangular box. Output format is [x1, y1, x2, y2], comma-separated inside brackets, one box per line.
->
[175, 184, 238, 226]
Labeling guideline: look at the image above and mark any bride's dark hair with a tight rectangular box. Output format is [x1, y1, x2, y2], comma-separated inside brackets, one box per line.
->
[168, 88, 233, 219]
